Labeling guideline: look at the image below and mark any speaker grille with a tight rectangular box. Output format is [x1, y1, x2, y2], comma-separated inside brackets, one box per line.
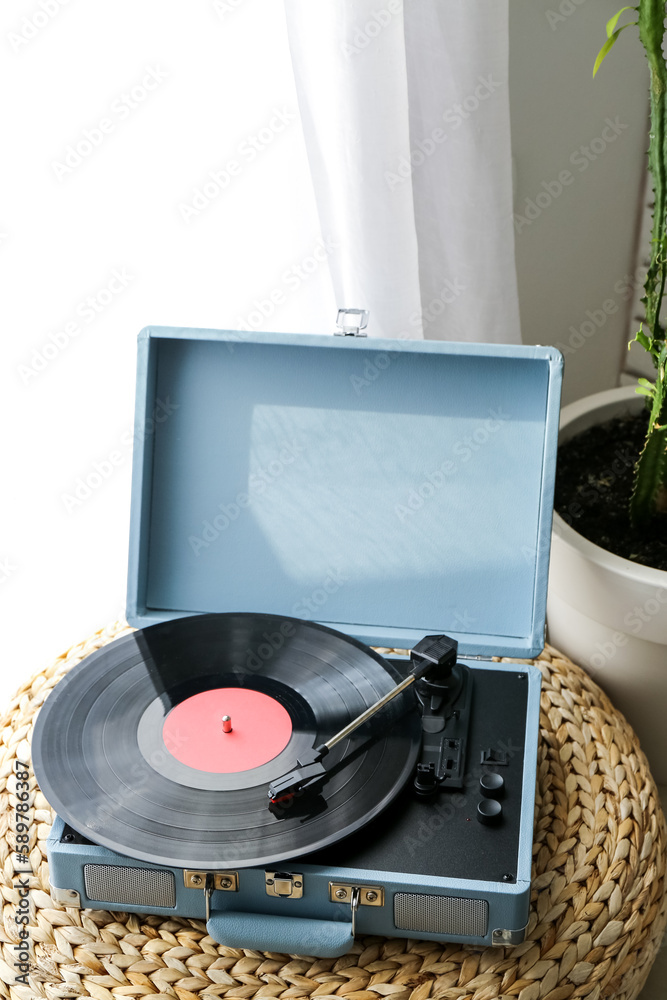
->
[394, 893, 488, 936]
[84, 865, 176, 908]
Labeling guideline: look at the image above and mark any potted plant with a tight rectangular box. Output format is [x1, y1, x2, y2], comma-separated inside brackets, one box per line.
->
[546, 0, 667, 782]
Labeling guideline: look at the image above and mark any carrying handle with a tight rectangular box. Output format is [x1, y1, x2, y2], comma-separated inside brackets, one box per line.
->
[207, 910, 354, 957]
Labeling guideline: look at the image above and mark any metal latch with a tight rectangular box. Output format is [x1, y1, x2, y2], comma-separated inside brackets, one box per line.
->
[334, 308, 369, 337]
[265, 871, 303, 898]
[184, 870, 238, 891]
[184, 870, 239, 921]
[330, 884, 383, 938]
[329, 883, 384, 906]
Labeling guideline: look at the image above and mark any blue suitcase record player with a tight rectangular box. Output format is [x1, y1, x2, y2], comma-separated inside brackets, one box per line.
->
[32, 316, 563, 958]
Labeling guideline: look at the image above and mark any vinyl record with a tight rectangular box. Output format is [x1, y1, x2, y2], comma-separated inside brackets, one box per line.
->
[32, 613, 421, 869]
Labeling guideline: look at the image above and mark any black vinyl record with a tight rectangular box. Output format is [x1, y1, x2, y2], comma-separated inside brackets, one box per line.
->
[33, 613, 421, 869]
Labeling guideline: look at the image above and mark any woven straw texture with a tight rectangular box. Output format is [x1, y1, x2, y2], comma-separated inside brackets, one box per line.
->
[1, 622, 666, 1000]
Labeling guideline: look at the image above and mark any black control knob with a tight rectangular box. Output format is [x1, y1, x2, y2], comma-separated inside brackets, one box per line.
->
[480, 772, 504, 798]
[477, 798, 502, 826]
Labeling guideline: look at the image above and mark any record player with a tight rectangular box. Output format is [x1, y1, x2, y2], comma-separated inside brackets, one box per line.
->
[32, 317, 563, 957]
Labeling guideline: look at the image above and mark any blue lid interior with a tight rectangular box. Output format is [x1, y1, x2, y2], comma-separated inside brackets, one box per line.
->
[127, 329, 562, 656]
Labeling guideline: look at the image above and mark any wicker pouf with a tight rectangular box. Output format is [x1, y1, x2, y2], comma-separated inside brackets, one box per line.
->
[1, 623, 666, 1000]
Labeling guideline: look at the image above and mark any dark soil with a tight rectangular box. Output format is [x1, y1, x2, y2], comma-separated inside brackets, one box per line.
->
[554, 410, 667, 572]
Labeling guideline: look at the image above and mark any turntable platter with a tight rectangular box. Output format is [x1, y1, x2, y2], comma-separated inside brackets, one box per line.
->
[32, 613, 421, 869]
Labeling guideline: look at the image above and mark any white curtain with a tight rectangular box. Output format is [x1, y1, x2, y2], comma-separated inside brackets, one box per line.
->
[283, 0, 521, 344]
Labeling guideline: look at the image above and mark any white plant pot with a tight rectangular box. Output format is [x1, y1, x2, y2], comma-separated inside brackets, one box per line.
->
[547, 385, 667, 784]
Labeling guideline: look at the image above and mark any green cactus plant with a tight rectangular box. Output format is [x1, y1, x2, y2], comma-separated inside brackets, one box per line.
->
[595, 0, 667, 527]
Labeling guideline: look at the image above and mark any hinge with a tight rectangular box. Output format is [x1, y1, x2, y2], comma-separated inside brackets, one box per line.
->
[334, 308, 369, 337]
[50, 885, 81, 907]
[492, 924, 527, 945]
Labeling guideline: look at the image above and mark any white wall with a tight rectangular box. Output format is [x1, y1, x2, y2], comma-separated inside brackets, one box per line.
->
[509, 0, 649, 405]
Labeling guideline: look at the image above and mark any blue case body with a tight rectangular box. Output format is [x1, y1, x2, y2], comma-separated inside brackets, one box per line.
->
[48, 328, 563, 955]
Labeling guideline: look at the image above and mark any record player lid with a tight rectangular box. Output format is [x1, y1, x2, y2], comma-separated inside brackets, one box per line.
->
[127, 329, 562, 657]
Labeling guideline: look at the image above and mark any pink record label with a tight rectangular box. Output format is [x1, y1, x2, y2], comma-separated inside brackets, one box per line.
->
[163, 688, 293, 773]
